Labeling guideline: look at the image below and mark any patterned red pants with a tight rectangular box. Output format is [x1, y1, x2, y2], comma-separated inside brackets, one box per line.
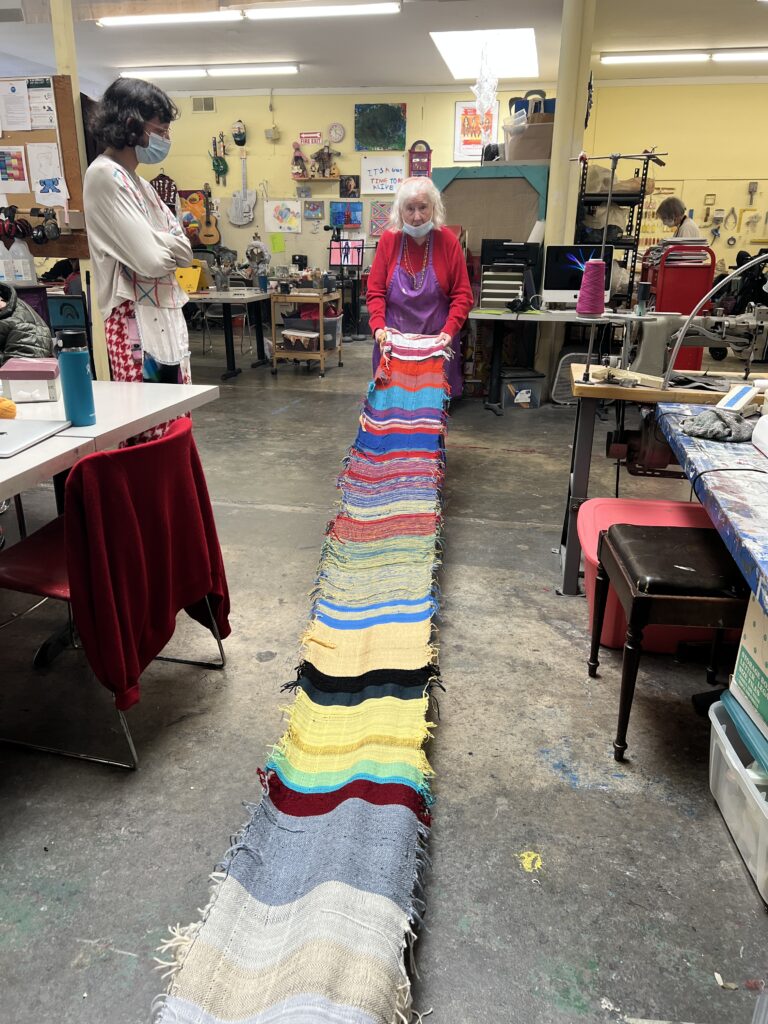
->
[104, 300, 189, 443]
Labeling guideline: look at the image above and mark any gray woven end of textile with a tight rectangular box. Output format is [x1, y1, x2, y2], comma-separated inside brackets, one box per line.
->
[680, 408, 755, 443]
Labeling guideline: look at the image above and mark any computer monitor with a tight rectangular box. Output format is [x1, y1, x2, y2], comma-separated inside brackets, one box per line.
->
[329, 239, 364, 268]
[542, 245, 614, 305]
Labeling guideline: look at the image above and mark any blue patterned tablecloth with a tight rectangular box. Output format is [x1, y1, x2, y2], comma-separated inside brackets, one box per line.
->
[657, 403, 768, 612]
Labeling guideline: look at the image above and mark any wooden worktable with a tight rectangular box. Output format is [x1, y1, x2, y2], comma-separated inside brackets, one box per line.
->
[570, 363, 760, 405]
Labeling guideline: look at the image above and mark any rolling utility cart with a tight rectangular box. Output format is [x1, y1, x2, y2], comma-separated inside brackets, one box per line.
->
[270, 289, 343, 378]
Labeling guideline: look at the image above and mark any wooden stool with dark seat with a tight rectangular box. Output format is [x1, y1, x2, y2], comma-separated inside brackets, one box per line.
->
[588, 525, 749, 761]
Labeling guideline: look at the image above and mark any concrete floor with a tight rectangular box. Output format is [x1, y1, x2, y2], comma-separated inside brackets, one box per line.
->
[0, 333, 766, 1024]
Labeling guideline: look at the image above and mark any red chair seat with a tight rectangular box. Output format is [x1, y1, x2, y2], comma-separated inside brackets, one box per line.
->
[0, 518, 69, 601]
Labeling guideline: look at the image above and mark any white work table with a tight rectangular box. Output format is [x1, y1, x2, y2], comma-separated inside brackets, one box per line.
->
[1, 436, 95, 505]
[4, 381, 219, 511]
[15, 381, 219, 451]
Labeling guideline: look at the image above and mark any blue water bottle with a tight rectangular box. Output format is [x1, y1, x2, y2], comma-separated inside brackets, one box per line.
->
[58, 329, 96, 427]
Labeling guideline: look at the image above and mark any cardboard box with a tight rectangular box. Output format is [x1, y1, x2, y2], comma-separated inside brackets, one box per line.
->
[730, 592, 768, 742]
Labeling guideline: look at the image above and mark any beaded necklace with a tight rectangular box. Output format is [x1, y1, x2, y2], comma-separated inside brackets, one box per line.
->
[401, 233, 431, 291]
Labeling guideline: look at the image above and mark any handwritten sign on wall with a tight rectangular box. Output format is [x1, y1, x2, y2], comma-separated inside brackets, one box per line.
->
[360, 154, 406, 195]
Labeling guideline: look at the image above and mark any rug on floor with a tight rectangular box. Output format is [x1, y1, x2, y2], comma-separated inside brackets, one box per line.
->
[153, 331, 449, 1024]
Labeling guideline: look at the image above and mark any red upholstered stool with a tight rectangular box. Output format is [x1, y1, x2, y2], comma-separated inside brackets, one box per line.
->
[578, 498, 718, 653]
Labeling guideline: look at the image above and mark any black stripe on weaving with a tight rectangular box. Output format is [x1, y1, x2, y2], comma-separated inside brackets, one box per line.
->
[299, 661, 435, 693]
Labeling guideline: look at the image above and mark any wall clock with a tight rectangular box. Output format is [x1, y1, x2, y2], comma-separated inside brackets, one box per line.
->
[328, 122, 345, 144]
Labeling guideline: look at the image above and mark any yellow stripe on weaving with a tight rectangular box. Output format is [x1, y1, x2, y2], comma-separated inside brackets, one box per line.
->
[272, 734, 433, 778]
[302, 618, 435, 676]
[285, 690, 433, 752]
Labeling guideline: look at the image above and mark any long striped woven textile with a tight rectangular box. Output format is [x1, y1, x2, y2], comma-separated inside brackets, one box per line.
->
[154, 330, 449, 1024]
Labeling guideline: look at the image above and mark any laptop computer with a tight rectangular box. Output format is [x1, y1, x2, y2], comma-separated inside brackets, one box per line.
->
[0, 419, 71, 458]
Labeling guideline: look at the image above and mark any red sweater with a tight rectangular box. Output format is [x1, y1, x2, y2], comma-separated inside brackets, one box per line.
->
[66, 418, 231, 710]
[367, 228, 474, 339]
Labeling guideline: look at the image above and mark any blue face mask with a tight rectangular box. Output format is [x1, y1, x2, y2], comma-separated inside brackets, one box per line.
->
[402, 220, 433, 239]
[135, 132, 171, 165]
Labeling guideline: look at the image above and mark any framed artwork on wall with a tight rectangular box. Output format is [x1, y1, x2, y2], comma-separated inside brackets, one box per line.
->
[354, 103, 407, 151]
[370, 201, 393, 237]
[304, 200, 325, 221]
[330, 200, 363, 230]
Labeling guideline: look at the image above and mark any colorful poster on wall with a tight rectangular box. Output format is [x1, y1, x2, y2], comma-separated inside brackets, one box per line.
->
[330, 201, 363, 230]
[361, 155, 405, 195]
[453, 100, 499, 162]
[304, 200, 325, 220]
[354, 103, 407, 151]
[370, 201, 393, 237]
[264, 198, 302, 233]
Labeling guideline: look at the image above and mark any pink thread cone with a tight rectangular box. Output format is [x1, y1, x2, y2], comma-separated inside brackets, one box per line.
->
[576, 259, 606, 316]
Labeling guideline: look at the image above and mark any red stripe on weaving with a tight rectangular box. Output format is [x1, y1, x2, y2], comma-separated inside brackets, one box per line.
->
[360, 423, 442, 436]
[331, 513, 437, 540]
[268, 774, 431, 825]
[348, 448, 442, 463]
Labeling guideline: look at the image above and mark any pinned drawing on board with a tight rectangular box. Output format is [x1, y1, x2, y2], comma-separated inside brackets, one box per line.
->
[26, 142, 70, 207]
[0, 145, 30, 194]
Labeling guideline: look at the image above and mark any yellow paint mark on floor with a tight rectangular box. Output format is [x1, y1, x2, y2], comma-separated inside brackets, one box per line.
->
[517, 850, 543, 873]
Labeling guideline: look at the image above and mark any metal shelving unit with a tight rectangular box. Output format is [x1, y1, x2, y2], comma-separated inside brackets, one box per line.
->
[577, 154, 657, 308]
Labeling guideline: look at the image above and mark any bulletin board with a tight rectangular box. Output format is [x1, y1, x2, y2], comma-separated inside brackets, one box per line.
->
[0, 75, 88, 258]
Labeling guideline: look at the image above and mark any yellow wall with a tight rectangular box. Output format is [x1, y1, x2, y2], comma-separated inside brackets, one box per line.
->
[158, 90, 520, 268]
[586, 82, 768, 264]
[153, 80, 768, 272]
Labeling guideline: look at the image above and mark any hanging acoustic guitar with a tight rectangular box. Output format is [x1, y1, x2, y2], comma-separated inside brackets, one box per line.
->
[228, 148, 256, 227]
[198, 183, 221, 245]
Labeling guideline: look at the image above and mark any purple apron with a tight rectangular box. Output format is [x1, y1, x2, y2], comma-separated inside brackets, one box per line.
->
[371, 232, 463, 398]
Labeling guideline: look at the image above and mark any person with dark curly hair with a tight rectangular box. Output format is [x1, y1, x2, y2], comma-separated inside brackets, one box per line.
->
[83, 78, 193, 433]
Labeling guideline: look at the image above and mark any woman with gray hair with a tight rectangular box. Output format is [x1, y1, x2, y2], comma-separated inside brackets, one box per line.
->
[657, 196, 700, 238]
[366, 176, 473, 397]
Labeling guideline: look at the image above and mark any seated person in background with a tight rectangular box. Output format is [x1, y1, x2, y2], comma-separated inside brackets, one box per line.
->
[657, 196, 701, 239]
[0, 282, 54, 365]
[63, 259, 83, 295]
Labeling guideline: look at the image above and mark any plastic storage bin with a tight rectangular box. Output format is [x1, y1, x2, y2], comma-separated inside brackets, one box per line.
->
[502, 369, 545, 409]
[709, 702, 768, 902]
[577, 497, 723, 653]
[281, 316, 341, 350]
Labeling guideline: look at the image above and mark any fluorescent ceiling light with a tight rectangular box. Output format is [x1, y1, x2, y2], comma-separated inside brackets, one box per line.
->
[600, 52, 710, 65]
[207, 64, 299, 75]
[121, 68, 208, 78]
[430, 28, 538, 80]
[712, 49, 768, 62]
[244, 2, 399, 19]
[99, 10, 243, 27]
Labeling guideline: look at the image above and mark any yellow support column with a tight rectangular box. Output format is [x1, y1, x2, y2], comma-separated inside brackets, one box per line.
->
[50, 0, 109, 381]
[536, 0, 596, 390]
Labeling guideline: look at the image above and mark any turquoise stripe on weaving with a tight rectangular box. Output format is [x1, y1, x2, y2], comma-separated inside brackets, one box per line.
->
[267, 758, 426, 794]
[367, 386, 447, 410]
